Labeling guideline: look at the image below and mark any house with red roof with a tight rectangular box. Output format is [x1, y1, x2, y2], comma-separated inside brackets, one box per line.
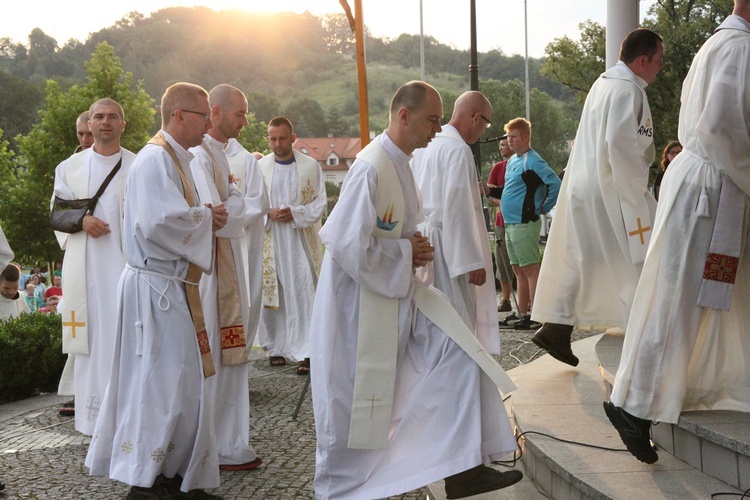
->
[294, 136, 362, 186]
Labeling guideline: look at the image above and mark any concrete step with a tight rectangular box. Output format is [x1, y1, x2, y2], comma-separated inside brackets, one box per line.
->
[427, 334, 744, 499]
[598, 330, 750, 491]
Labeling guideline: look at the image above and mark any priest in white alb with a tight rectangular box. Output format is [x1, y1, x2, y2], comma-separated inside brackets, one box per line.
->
[311, 81, 521, 500]
[531, 29, 664, 366]
[606, 3, 750, 465]
[51, 98, 135, 435]
[86, 83, 225, 498]
[190, 84, 261, 471]
[226, 138, 269, 348]
[259, 116, 326, 374]
[411, 90, 499, 354]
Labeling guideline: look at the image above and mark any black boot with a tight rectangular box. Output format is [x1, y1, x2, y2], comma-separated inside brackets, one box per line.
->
[531, 323, 578, 366]
[444, 465, 523, 499]
[603, 401, 658, 464]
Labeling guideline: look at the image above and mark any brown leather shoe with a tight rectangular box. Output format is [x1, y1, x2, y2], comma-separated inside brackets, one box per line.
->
[531, 323, 578, 366]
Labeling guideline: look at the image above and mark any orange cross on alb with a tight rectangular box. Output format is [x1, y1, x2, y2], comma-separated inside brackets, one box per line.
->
[628, 218, 651, 245]
[63, 310, 86, 338]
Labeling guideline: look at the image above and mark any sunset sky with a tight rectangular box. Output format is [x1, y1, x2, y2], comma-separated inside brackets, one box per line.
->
[2, 0, 657, 58]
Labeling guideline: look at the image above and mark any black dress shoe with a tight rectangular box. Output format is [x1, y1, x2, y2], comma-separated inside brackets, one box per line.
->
[603, 401, 658, 464]
[531, 322, 578, 366]
[444, 465, 523, 499]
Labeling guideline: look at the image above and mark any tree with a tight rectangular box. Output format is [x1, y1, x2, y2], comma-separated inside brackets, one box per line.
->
[247, 91, 281, 124]
[641, 0, 733, 144]
[479, 79, 575, 176]
[237, 113, 270, 156]
[0, 69, 44, 146]
[321, 13, 358, 54]
[2, 42, 155, 265]
[283, 97, 327, 137]
[540, 20, 606, 103]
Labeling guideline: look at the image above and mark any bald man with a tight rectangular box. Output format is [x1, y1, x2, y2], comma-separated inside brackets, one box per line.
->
[189, 84, 261, 471]
[75, 111, 94, 153]
[311, 81, 521, 499]
[411, 90, 499, 353]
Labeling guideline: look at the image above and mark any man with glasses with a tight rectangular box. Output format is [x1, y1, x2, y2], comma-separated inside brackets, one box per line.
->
[86, 83, 225, 499]
[411, 90, 500, 352]
[532, 29, 664, 366]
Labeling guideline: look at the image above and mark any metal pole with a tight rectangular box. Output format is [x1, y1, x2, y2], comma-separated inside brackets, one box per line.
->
[469, 0, 479, 90]
[419, 0, 425, 81]
[524, 0, 530, 120]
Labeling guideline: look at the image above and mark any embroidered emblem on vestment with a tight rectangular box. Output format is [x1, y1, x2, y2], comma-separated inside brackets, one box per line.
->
[703, 252, 738, 284]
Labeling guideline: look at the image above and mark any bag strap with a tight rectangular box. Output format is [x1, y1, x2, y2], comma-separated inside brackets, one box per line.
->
[87, 157, 122, 213]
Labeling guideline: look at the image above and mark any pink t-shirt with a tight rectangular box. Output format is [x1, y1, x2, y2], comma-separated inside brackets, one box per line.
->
[488, 159, 507, 226]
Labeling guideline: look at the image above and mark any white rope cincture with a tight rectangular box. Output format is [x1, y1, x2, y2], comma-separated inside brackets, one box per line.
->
[126, 264, 199, 356]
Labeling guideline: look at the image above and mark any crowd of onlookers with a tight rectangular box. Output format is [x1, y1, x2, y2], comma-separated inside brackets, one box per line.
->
[0, 263, 63, 320]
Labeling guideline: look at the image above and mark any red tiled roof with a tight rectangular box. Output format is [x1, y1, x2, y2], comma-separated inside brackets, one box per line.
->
[294, 137, 362, 168]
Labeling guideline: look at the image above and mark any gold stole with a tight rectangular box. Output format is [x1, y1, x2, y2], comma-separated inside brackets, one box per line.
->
[199, 143, 247, 365]
[147, 132, 215, 378]
[258, 153, 322, 309]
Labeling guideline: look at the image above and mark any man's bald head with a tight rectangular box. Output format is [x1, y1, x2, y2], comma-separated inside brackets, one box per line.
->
[209, 84, 244, 108]
[76, 111, 94, 150]
[386, 81, 443, 155]
[208, 84, 248, 143]
[448, 91, 493, 145]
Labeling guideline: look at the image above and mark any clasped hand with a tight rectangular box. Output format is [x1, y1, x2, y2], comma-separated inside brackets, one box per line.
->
[206, 203, 228, 232]
[409, 231, 434, 268]
[268, 207, 293, 224]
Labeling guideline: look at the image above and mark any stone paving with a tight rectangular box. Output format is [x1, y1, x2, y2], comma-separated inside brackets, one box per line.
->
[0, 317, 600, 499]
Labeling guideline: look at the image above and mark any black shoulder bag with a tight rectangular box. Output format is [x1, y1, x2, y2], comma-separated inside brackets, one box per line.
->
[50, 158, 123, 234]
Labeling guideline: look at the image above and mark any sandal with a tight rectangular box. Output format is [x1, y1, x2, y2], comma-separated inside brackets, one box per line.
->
[59, 400, 75, 417]
[296, 358, 310, 376]
[269, 356, 286, 366]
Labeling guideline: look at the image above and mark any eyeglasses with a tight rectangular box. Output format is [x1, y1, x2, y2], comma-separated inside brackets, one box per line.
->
[479, 114, 492, 128]
[180, 109, 211, 121]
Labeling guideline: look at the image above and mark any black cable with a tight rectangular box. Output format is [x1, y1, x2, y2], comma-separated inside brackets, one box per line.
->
[494, 428, 749, 500]
[710, 487, 750, 499]
[491, 429, 630, 469]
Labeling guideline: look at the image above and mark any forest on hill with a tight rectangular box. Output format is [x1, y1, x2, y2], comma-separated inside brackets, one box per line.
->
[0, 7, 576, 163]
